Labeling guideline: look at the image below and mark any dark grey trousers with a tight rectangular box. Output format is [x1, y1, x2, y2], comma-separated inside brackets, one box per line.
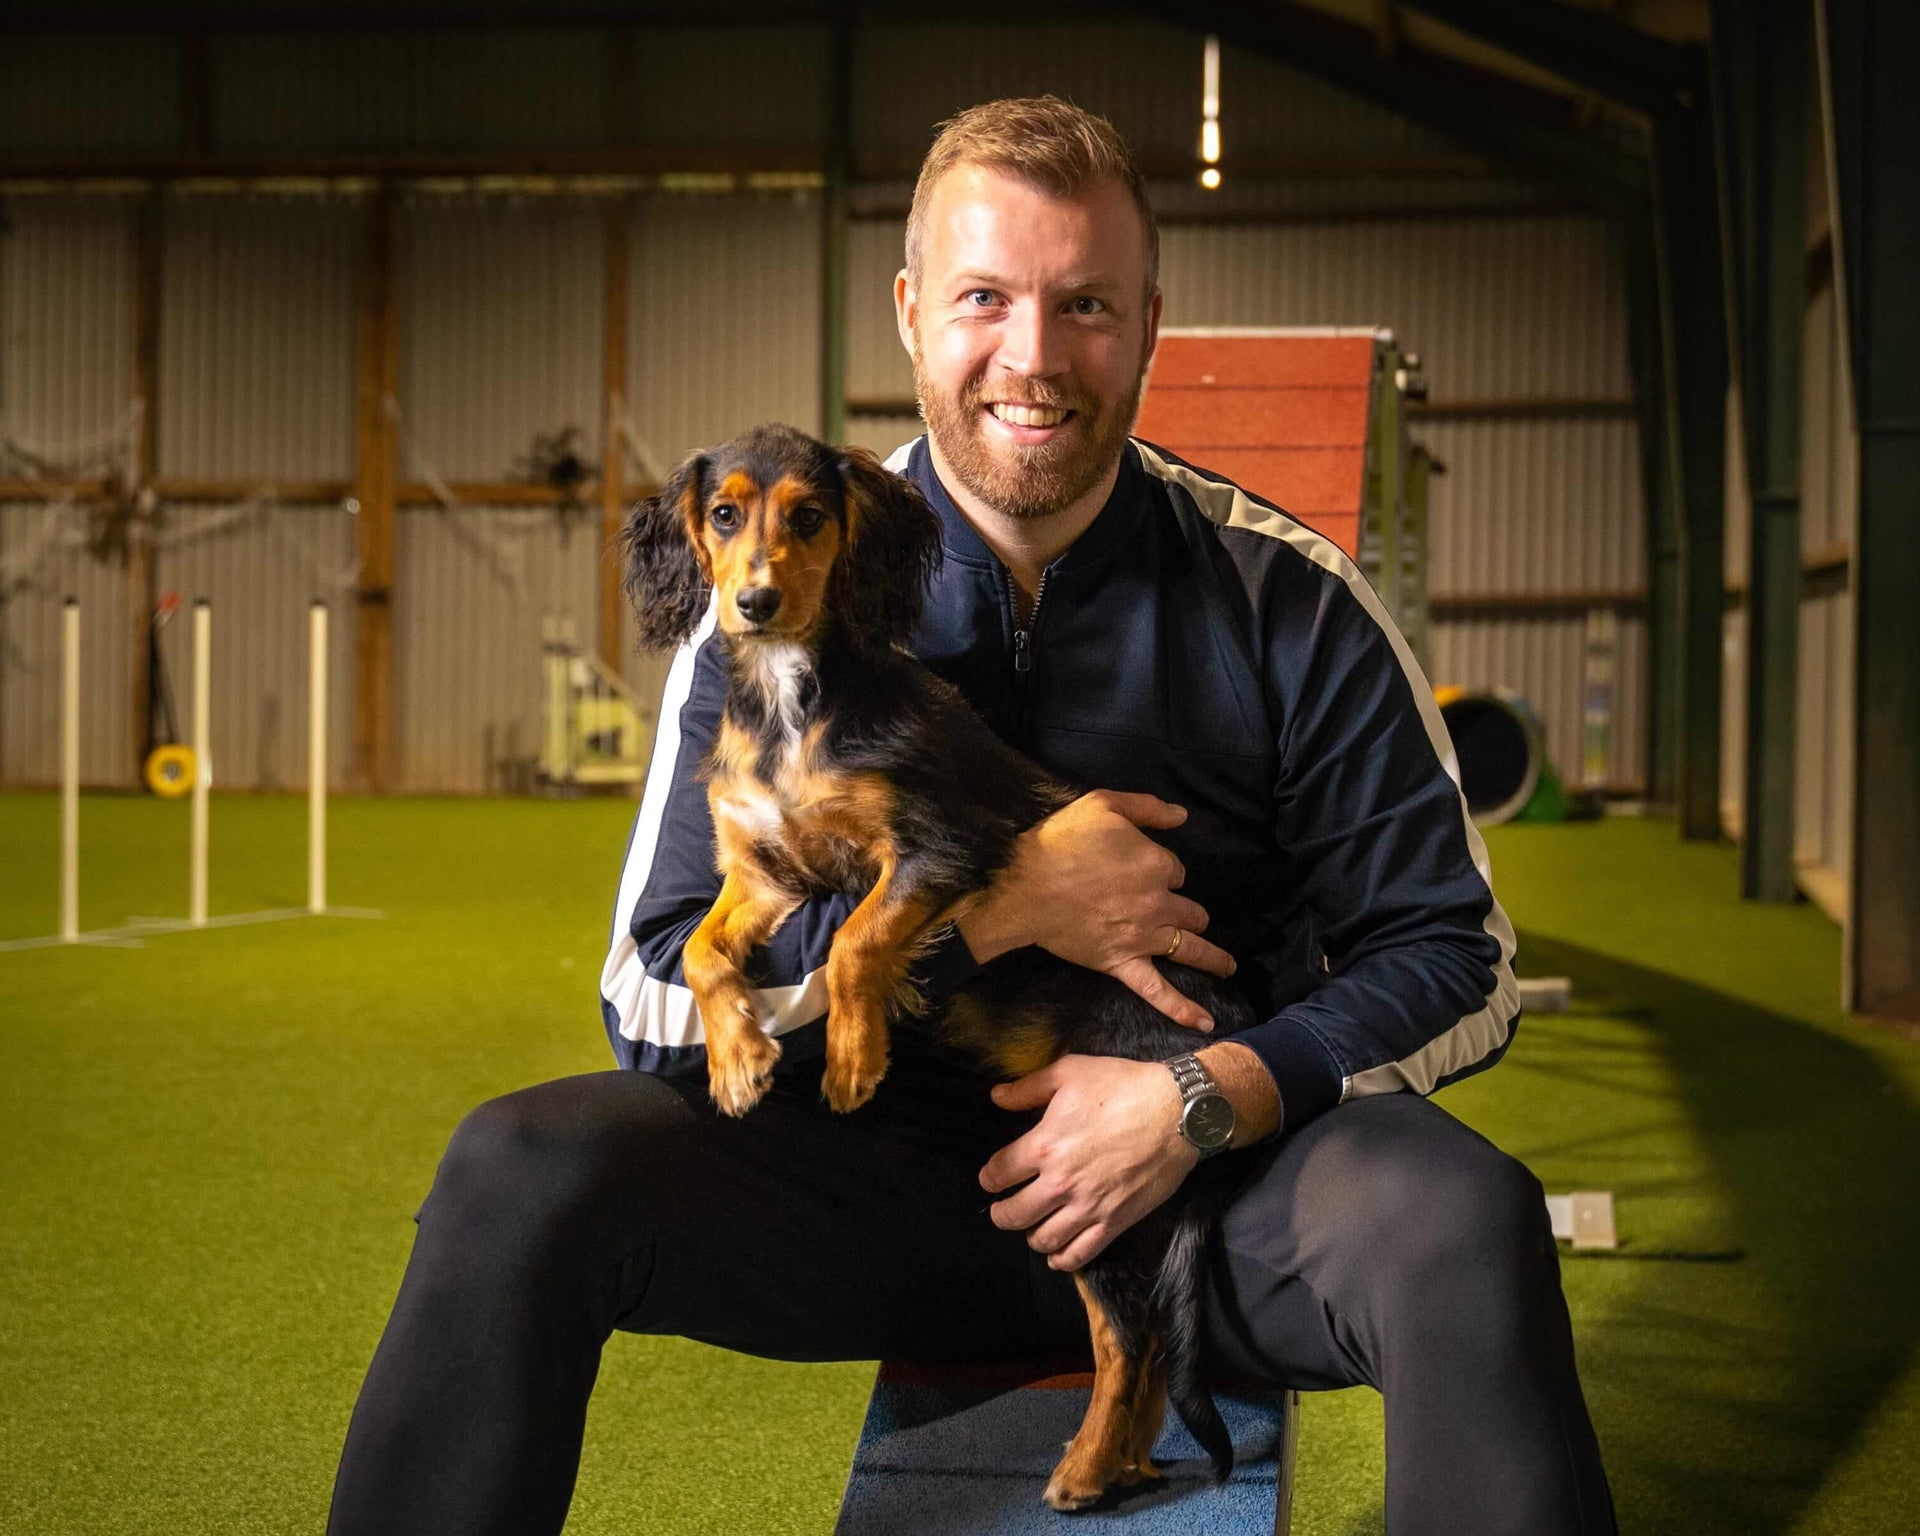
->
[327, 1035, 1615, 1535]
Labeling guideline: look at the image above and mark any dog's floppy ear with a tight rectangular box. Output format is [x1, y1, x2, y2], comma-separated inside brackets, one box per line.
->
[834, 448, 943, 652]
[620, 450, 710, 650]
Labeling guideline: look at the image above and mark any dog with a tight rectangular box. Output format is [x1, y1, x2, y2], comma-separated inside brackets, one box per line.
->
[620, 422, 1253, 1510]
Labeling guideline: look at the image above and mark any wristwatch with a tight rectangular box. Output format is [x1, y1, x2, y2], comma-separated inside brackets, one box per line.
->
[1166, 1053, 1236, 1157]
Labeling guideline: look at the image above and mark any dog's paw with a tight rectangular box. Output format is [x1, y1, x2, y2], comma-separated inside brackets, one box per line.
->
[707, 1026, 780, 1118]
[821, 1050, 888, 1114]
[1042, 1462, 1114, 1512]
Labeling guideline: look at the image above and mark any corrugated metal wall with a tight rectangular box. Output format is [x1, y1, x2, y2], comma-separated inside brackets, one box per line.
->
[0, 195, 140, 787]
[400, 195, 606, 480]
[2, 17, 1669, 803]
[395, 505, 602, 794]
[158, 193, 360, 481]
[1717, 96, 1856, 896]
[627, 192, 823, 473]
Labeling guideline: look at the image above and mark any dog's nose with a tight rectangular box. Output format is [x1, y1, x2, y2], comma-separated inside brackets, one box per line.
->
[736, 586, 782, 624]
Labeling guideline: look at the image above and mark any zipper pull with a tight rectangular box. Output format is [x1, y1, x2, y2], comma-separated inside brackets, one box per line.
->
[1013, 628, 1032, 673]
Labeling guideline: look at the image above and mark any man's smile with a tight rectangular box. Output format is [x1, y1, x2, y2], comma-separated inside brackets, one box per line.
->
[984, 400, 1078, 443]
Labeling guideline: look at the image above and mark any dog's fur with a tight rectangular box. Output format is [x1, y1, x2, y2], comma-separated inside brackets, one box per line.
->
[621, 423, 1251, 1509]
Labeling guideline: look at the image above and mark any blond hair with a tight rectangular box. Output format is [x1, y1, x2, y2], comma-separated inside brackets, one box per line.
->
[904, 95, 1159, 300]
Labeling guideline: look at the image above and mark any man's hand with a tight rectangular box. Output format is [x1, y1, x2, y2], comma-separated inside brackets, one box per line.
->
[981, 1043, 1281, 1270]
[956, 790, 1235, 1031]
[980, 1054, 1197, 1271]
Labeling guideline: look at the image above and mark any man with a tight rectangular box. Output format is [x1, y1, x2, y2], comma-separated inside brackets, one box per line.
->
[329, 97, 1614, 1535]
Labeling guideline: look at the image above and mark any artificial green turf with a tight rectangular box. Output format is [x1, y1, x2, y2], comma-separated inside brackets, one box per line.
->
[1, 794, 1916, 1533]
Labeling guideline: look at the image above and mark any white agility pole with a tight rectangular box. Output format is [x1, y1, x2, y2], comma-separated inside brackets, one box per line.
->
[60, 599, 80, 942]
[308, 600, 327, 915]
[190, 599, 211, 927]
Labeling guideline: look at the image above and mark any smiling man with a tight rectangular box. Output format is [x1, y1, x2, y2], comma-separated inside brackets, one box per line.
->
[328, 98, 1614, 1536]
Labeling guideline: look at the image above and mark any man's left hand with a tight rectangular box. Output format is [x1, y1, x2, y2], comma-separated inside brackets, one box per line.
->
[979, 1055, 1198, 1272]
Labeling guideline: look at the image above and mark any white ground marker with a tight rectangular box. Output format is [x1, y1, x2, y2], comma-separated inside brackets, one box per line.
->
[309, 600, 327, 915]
[60, 598, 80, 942]
[189, 598, 211, 927]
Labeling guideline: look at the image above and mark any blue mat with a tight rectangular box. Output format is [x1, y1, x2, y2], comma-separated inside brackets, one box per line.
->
[835, 1362, 1298, 1534]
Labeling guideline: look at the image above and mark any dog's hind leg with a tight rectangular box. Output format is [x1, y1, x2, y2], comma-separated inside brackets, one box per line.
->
[685, 870, 799, 1116]
[1121, 1340, 1168, 1485]
[1044, 1271, 1153, 1511]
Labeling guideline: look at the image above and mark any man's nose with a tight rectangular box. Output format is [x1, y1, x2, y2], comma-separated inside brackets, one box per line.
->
[736, 586, 782, 624]
[996, 300, 1067, 379]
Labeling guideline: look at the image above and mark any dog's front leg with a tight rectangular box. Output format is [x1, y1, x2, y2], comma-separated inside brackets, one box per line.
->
[684, 870, 799, 1117]
[820, 866, 936, 1113]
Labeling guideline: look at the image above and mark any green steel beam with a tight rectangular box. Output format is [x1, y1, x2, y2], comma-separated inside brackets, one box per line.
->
[1623, 212, 1680, 808]
[819, 0, 851, 447]
[1715, 0, 1806, 901]
[1396, 0, 1691, 114]
[1653, 63, 1729, 842]
[1133, 0, 1650, 210]
[1824, 0, 1920, 1019]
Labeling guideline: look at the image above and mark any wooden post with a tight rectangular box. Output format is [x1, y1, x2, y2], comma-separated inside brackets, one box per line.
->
[352, 186, 399, 793]
[599, 196, 631, 675]
[129, 185, 162, 783]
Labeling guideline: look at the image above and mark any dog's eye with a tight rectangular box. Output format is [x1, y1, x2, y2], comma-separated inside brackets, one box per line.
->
[790, 506, 824, 538]
[709, 504, 739, 530]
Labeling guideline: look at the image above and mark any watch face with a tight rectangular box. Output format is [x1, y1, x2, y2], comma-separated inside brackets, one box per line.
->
[1182, 1093, 1236, 1151]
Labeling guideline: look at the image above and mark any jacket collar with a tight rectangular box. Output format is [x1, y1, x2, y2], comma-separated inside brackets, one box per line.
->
[905, 435, 1149, 579]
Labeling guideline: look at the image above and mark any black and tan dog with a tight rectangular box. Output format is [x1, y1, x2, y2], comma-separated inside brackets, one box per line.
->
[621, 422, 1252, 1510]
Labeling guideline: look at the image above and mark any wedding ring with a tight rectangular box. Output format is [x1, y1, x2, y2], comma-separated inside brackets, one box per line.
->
[1165, 928, 1184, 959]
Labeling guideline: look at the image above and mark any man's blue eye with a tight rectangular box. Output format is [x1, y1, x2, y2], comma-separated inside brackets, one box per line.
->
[1071, 296, 1105, 315]
[966, 289, 996, 306]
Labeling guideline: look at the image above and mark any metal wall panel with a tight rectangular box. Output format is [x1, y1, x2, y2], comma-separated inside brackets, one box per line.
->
[412, 31, 611, 151]
[1156, 216, 1631, 400]
[1430, 612, 1646, 793]
[0, 195, 139, 483]
[0, 503, 135, 788]
[400, 195, 606, 482]
[0, 35, 180, 155]
[627, 192, 822, 473]
[1417, 417, 1641, 598]
[151, 503, 358, 792]
[394, 505, 602, 794]
[158, 195, 360, 481]
[1795, 585, 1852, 879]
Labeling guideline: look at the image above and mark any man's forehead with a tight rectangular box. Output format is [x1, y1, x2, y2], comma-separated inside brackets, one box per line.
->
[920, 164, 1145, 286]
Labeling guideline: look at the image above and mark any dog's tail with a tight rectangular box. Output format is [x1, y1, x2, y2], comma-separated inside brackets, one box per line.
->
[1154, 1175, 1234, 1481]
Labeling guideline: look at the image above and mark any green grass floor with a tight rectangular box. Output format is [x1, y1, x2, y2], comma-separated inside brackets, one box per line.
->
[2, 792, 1917, 1534]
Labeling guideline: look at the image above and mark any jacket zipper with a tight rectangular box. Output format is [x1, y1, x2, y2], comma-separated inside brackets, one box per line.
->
[1010, 570, 1048, 674]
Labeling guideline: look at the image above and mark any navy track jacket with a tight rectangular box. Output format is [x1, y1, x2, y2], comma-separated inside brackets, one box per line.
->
[599, 435, 1520, 1134]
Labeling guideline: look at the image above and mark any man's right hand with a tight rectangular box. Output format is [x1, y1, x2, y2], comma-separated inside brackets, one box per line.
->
[955, 790, 1235, 1032]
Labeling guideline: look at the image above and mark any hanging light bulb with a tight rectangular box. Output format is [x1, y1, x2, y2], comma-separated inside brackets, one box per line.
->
[1200, 34, 1222, 190]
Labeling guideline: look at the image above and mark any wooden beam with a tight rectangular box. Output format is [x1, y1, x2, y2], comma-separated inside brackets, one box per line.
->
[352, 186, 398, 794]
[599, 196, 631, 674]
[129, 186, 161, 784]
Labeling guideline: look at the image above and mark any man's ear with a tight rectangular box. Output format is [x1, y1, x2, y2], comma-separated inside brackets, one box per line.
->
[619, 450, 711, 651]
[894, 269, 917, 359]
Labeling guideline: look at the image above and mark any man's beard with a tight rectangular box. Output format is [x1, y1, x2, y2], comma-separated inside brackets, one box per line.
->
[911, 334, 1146, 521]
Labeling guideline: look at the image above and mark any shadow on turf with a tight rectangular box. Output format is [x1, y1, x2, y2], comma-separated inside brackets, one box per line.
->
[1516, 930, 1920, 1535]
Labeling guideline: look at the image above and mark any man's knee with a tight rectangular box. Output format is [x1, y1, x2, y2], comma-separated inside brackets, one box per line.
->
[423, 1074, 693, 1248]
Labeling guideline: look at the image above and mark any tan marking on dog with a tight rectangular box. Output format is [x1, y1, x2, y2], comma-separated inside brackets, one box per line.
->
[1045, 1275, 1154, 1511]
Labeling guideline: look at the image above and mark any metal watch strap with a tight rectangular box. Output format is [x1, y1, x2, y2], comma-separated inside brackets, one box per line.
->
[1166, 1053, 1231, 1156]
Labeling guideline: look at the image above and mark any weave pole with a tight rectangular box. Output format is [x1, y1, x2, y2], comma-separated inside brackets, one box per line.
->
[60, 599, 80, 942]
[308, 600, 327, 915]
[189, 599, 210, 927]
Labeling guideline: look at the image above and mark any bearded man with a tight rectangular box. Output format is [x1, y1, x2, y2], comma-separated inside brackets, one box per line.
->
[328, 97, 1615, 1536]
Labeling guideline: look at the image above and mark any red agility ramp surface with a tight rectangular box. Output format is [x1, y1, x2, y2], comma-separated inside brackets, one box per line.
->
[1135, 329, 1385, 558]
